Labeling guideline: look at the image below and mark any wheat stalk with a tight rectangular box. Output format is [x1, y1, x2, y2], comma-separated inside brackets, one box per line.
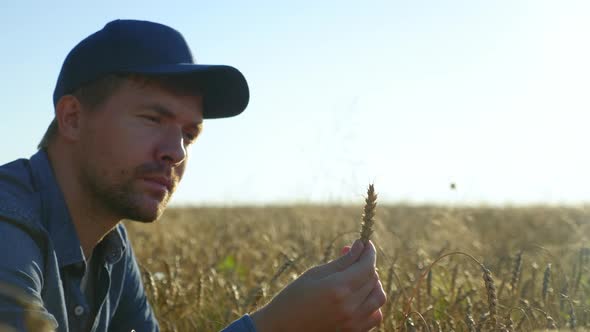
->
[359, 183, 377, 245]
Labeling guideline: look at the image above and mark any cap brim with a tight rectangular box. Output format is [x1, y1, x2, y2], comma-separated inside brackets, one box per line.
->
[124, 63, 249, 119]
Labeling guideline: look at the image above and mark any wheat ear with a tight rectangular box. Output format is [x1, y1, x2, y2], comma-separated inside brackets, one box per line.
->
[482, 266, 498, 326]
[510, 251, 523, 295]
[359, 184, 377, 245]
[542, 263, 551, 302]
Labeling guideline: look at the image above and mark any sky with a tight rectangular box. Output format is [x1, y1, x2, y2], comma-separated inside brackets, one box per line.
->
[1, 1, 589, 205]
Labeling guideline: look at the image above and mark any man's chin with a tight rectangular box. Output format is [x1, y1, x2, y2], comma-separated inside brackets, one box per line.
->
[138, 198, 168, 223]
[123, 196, 168, 223]
[126, 210, 160, 223]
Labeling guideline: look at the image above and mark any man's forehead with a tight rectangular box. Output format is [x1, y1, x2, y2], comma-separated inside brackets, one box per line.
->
[139, 101, 204, 124]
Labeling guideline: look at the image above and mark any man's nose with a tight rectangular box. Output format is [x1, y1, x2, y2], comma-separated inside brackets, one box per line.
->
[156, 127, 187, 166]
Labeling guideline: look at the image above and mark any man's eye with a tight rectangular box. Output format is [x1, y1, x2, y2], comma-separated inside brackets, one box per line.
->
[184, 132, 197, 143]
[142, 115, 160, 123]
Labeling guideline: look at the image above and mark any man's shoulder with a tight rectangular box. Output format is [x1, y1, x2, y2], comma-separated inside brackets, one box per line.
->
[0, 159, 48, 292]
[0, 157, 36, 199]
[0, 156, 44, 237]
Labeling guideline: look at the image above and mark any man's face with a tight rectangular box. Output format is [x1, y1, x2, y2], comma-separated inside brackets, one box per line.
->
[76, 79, 203, 222]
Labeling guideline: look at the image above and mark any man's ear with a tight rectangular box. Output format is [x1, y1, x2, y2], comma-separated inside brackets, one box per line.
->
[55, 95, 83, 142]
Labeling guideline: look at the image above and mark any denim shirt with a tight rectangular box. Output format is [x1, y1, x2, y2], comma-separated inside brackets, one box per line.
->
[0, 150, 257, 332]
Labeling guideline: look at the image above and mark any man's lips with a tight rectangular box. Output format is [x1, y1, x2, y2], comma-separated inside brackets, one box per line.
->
[140, 176, 173, 192]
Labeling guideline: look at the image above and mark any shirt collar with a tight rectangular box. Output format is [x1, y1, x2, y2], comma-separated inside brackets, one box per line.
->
[98, 226, 126, 265]
[29, 150, 126, 267]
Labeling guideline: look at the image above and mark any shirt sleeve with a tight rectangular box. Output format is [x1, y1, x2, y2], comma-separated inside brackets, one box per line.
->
[109, 237, 160, 332]
[0, 220, 58, 331]
[220, 314, 258, 332]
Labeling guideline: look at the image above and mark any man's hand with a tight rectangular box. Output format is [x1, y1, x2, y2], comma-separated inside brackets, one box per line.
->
[251, 240, 386, 332]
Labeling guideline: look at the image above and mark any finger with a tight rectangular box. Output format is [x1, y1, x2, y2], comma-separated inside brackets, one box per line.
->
[345, 271, 378, 311]
[352, 279, 387, 320]
[333, 240, 377, 290]
[341, 309, 383, 332]
[358, 309, 383, 331]
[341, 246, 351, 256]
[316, 240, 364, 276]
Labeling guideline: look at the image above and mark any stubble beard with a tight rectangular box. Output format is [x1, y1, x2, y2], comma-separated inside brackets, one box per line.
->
[80, 162, 175, 223]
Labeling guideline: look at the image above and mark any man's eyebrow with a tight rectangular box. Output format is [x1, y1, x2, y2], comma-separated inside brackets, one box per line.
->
[142, 103, 203, 128]
[146, 104, 175, 119]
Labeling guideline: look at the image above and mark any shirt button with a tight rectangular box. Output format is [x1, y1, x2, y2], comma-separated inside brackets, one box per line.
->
[74, 305, 85, 316]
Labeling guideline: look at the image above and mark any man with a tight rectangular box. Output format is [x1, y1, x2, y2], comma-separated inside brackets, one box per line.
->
[0, 19, 386, 331]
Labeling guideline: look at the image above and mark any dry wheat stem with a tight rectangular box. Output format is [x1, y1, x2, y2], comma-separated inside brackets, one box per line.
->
[505, 307, 533, 331]
[403, 251, 492, 319]
[407, 311, 431, 332]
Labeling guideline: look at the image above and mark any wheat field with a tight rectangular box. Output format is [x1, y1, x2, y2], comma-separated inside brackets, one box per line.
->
[125, 204, 590, 331]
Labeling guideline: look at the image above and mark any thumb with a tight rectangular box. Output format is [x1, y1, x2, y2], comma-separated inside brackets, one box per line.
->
[317, 240, 364, 276]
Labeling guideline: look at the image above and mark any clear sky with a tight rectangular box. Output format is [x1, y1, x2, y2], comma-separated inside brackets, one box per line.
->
[1, 1, 589, 205]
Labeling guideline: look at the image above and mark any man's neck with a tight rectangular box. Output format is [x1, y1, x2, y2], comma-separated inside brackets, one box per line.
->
[46, 145, 120, 259]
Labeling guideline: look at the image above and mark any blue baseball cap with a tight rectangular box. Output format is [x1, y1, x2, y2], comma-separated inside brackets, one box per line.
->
[53, 19, 249, 119]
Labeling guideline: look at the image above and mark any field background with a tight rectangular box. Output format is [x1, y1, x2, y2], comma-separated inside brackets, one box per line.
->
[126, 204, 590, 331]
